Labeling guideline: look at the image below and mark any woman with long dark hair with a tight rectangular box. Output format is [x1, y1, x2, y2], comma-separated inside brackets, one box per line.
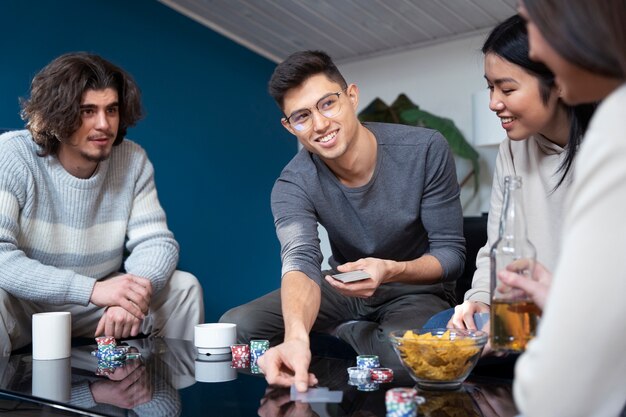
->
[427, 15, 595, 336]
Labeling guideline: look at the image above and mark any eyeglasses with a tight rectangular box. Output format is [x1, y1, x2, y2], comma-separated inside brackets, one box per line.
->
[283, 88, 347, 132]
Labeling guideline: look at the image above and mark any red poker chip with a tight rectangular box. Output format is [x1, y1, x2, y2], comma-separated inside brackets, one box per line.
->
[370, 367, 394, 382]
[95, 336, 116, 346]
[230, 344, 250, 358]
[231, 358, 250, 369]
[385, 387, 417, 403]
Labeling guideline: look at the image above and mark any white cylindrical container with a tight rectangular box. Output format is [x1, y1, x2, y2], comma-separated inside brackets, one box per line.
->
[32, 312, 71, 360]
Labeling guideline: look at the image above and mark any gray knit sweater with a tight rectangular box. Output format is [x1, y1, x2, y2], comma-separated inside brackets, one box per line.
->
[0, 130, 178, 306]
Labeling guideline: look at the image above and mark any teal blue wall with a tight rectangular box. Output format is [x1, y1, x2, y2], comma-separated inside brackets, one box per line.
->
[0, 0, 296, 321]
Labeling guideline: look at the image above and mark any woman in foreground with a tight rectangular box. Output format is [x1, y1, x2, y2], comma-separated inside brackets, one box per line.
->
[504, 1, 626, 416]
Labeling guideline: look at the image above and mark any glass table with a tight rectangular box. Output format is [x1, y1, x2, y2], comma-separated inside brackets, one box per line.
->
[0, 337, 519, 416]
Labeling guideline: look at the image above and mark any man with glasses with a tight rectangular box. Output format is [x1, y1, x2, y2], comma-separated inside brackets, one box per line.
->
[220, 50, 465, 391]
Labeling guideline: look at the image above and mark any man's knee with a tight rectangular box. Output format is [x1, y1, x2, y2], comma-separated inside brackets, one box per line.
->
[170, 270, 203, 298]
[170, 270, 204, 317]
[219, 303, 280, 344]
[219, 305, 249, 340]
[0, 289, 27, 355]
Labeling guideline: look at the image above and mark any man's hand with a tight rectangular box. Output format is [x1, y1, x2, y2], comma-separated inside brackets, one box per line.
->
[498, 261, 552, 310]
[95, 306, 143, 339]
[91, 274, 153, 320]
[324, 257, 392, 298]
[257, 338, 318, 392]
[90, 362, 153, 409]
[448, 300, 490, 330]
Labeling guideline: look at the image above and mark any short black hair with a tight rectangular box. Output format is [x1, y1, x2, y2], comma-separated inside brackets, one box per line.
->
[268, 50, 347, 110]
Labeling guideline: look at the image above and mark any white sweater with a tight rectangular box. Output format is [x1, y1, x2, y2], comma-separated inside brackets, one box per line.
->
[514, 84, 626, 417]
[465, 134, 570, 305]
[0, 131, 178, 306]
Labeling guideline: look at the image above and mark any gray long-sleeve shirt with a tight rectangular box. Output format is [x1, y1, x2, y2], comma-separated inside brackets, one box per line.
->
[271, 122, 465, 298]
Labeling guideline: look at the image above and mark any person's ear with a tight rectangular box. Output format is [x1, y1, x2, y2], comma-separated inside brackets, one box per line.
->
[346, 83, 359, 110]
[281, 117, 297, 136]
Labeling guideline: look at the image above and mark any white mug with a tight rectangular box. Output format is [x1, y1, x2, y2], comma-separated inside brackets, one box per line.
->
[32, 312, 71, 360]
[194, 323, 236, 355]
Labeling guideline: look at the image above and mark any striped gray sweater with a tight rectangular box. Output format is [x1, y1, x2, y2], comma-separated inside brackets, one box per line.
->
[0, 130, 179, 306]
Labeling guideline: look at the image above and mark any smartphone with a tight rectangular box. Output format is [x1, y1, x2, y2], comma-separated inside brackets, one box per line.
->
[330, 270, 371, 283]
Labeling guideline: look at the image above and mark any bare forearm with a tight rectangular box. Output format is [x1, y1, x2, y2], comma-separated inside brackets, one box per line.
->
[383, 255, 443, 285]
[281, 271, 321, 343]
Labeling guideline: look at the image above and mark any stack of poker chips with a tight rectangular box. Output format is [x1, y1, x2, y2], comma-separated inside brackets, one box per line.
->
[230, 343, 250, 369]
[385, 388, 424, 417]
[93, 337, 129, 374]
[349, 355, 383, 391]
[249, 339, 269, 374]
[94, 337, 126, 361]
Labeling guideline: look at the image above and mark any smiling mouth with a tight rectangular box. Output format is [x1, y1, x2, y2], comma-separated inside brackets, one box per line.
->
[317, 130, 337, 143]
[500, 117, 515, 124]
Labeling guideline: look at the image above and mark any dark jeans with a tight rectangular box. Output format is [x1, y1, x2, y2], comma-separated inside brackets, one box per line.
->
[423, 308, 490, 330]
[220, 277, 452, 368]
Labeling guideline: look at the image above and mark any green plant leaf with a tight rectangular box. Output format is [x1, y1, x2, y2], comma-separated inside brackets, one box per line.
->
[359, 94, 480, 191]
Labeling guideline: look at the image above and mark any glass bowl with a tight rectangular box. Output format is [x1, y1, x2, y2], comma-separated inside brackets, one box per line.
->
[389, 328, 488, 390]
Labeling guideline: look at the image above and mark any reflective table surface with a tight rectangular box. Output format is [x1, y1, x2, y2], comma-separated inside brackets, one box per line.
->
[0, 337, 519, 416]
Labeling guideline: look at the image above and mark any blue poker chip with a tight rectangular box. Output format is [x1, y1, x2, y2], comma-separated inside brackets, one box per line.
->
[357, 382, 379, 392]
[356, 355, 380, 370]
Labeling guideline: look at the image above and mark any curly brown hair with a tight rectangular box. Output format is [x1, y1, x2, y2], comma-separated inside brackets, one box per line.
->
[20, 52, 143, 156]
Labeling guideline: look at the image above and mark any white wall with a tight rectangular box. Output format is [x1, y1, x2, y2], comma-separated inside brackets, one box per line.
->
[339, 32, 501, 216]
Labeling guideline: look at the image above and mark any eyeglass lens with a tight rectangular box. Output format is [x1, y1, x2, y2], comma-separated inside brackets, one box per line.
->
[289, 92, 342, 132]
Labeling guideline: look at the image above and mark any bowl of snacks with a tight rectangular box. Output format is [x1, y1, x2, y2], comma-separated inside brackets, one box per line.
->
[389, 328, 488, 390]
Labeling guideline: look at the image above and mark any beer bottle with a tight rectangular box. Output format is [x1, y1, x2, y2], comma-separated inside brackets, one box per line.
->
[490, 176, 540, 352]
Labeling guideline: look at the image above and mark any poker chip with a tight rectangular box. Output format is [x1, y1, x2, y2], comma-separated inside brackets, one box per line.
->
[250, 340, 269, 360]
[385, 387, 417, 403]
[370, 367, 394, 383]
[231, 358, 250, 369]
[94, 347, 127, 361]
[357, 382, 379, 392]
[230, 343, 250, 359]
[251, 348, 267, 361]
[347, 366, 371, 382]
[385, 388, 421, 417]
[356, 355, 380, 370]
[92, 336, 140, 376]
[97, 359, 125, 368]
[250, 364, 263, 374]
[95, 336, 116, 347]
[95, 367, 116, 376]
[250, 339, 269, 350]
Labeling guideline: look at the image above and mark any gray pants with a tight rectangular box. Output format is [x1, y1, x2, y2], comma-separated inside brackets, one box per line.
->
[0, 270, 205, 356]
[219, 276, 452, 368]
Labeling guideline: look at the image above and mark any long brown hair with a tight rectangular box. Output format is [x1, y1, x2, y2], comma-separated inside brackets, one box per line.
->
[522, 0, 626, 79]
[20, 52, 143, 156]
